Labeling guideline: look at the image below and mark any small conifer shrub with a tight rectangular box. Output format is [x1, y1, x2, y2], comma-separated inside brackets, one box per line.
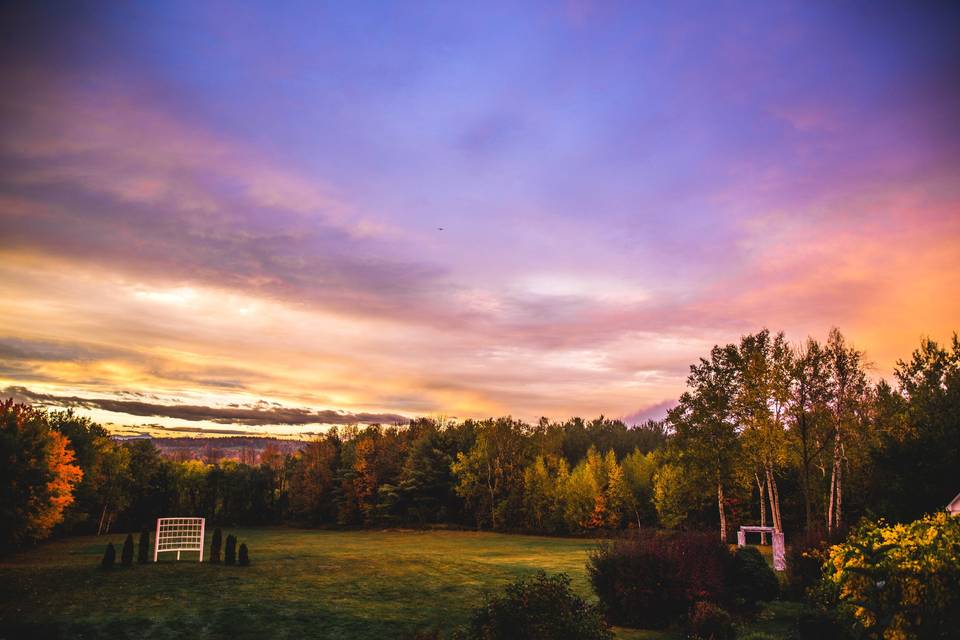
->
[224, 534, 237, 565]
[101, 542, 116, 569]
[137, 529, 150, 564]
[730, 545, 778, 612]
[210, 527, 222, 563]
[238, 543, 250, 566]
[121, 533, 134, 566]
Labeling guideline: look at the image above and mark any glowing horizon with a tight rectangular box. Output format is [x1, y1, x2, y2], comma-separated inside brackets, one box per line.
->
[1, 2, 958, 433]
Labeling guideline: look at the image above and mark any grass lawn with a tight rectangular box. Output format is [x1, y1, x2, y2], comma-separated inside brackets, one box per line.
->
[0, 527, 800, 639]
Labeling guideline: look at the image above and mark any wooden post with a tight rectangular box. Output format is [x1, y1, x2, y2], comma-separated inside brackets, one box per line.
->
[199, 518, 205, 563]
[153, 517, 161, 562]
[772, 532, 786, 572]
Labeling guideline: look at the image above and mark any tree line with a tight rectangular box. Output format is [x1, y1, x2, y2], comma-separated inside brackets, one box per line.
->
[2, 328, 957, 552]
[660, 328, 959, 542]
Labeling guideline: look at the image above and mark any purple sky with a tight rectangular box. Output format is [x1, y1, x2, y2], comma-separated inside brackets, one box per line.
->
[1, 1, 958, 433]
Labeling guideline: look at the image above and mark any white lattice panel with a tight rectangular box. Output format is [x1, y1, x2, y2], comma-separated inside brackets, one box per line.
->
[154, 517, 205, 562]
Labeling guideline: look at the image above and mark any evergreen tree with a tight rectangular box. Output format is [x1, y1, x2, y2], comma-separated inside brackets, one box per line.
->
[137, 528, 149, 564]
[238, 542, 250, 566]
[101, 542, 115, 569]
[120, 533, 134, 565]
[224, 534, 237, 565]
[210, 527, 222, 563]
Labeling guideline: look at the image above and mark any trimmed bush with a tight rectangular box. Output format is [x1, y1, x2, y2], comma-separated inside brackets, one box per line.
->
[224, 534, 237, 565]
[588, 530, 730, 629]
[101, 542, 116, 569]
[137, 529, 150, 564]
[466, 571, 613, 640]
[121, 533, 134, 566]
[210, 527, 222, 564]
[686, 601, 734, 640]
[729, 546, 778, 612]
[238, 543, 250, 566]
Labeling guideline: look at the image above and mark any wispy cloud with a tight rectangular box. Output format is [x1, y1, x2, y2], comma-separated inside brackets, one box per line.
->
[3, 386, 407, 427]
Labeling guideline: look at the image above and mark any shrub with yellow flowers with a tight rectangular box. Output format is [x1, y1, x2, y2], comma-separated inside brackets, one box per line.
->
[821, 512, 960, 640]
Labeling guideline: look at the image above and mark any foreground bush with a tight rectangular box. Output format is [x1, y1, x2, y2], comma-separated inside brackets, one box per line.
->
[729, 546, 778, 612]
[238, 543, 250, 566]
[137, 529, 149, 564]
[101, 542, 115, 569]
[821, 512, 960, 640]
[465, 571, 612, 640]
[224, 534, 237, 565]
[686, 601, 734, 640]
[588, 530, 730, 628]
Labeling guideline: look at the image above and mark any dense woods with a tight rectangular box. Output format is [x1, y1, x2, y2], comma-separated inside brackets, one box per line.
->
[2, 329, 958, 552]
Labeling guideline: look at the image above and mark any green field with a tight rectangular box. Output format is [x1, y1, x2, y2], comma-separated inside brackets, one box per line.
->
[0, 528, 799, 639]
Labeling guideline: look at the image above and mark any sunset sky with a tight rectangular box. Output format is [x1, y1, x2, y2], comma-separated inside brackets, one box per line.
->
[1, 2, 959, 435]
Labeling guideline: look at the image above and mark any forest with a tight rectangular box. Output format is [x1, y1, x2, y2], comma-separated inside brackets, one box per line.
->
[3, 328, 958, 552]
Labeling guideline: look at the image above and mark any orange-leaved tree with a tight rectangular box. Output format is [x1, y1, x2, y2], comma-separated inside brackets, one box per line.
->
[1, 399, 83, 551]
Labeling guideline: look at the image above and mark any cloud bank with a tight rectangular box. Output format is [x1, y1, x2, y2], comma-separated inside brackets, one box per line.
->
[0, 2, 958, 429]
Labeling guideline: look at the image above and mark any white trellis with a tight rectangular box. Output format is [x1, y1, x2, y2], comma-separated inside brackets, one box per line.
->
[154, 517, 205, 562]
[737, 525, 785, 572]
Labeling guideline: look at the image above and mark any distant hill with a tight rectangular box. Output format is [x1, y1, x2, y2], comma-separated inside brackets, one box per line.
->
[113, 434, 308, 464]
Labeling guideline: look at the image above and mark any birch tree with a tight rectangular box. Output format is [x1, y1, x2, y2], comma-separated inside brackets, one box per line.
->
[733, 330, 792, 535]
[452, 417, 529, 530]
[667, 343, 740, 542]
[825, 328, 868, 535]
[789, 337, 832, 531]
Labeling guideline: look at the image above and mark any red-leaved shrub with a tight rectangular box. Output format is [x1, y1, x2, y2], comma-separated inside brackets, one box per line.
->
[588, 529, 732, 629]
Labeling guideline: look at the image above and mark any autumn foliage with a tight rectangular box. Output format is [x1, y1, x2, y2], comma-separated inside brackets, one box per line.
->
[1, 399, 82, 550]
[822, 513, 960, 640]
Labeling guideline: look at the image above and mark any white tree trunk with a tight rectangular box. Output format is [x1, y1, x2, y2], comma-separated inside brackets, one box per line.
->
[718, 481, 727, 543]
[97, 501, 109, 536]
[755, 472, 768, 544]
[766, 464, 782, 533]
[827, 427, 842, 534]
